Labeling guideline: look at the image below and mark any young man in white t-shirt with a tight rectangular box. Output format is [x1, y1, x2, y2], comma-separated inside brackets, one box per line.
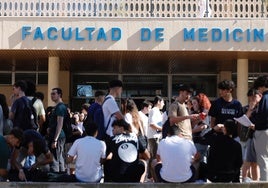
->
[138, 100, 152, 137]
[152, 125, 199, 183]
[102, 79, 124, 137]
[65, 122, 106, 182]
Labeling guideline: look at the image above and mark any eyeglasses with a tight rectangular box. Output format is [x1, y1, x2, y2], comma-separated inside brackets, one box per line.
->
[51, 92, 57, 95]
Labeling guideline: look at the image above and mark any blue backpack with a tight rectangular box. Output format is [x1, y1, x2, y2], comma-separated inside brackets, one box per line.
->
[87, 96, 114, 140]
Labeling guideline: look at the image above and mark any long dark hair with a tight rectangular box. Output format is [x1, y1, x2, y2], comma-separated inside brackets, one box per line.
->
[153, 95, 163, 106]
[0, 94, 9, 119]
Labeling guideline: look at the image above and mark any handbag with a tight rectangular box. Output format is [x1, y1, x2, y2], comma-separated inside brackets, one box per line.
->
[239, 125, 253, 142]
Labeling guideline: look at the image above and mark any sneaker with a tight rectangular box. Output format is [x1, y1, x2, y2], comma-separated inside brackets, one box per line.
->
[243, 177, 252, 183]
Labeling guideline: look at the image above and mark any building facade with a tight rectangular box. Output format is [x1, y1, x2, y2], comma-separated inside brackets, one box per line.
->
[0, 0, 268, 110]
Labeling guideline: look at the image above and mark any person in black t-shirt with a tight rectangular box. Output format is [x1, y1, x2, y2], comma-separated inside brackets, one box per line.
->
[105, 119, 150, 182]
[208, 80, 243, 138]
[10, 130, 53, 182]
[198, 119, 243, 182]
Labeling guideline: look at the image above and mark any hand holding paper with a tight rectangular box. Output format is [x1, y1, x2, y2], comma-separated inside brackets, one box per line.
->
[234, 114, 253, 127]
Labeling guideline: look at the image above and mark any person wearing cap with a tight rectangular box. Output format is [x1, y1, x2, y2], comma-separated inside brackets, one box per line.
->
[198, 119, 243, 182]
[102, 80, 124, 138]
[105, 119, 150, 182]
[168, 84, 199, 140]
[247, 75, 268, 181]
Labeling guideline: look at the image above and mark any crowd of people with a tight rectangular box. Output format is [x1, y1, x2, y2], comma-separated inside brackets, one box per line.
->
[0, 76, 268, 183]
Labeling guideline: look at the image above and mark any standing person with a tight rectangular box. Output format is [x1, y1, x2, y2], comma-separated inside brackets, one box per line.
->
[138, 100, 152, 137]
[248, 75, 268, 181]
[125, 99, 144, 136]
[168, 84, 199, 140]
[0, 128, 23, 181]
[102, 80, 124, 138]
[208, 80, 243, 182]
[9, 80, 37, 131]
[191, 93, 211, 163]
[105, 119, 150, 182]
[151, 125, 198, 183]
[47, 88, 66, 173]
[87, 90, 105, 120]
[147, 96, 165, 180]
[198, 119, 243, 182]
[62, 122, 106, 182]
[25, 80, 46, 132]
[208, 80, 243, 137]
[241, 88, 261, 182]
[0, 94, 11, 136]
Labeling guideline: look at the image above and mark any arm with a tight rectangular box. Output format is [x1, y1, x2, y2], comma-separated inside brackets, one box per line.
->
[139, 149, 150, 160]
[38, 114, 46, 130]
[156, 154, 161, 162]
[10, 148, 27, 181]
[149, 123, 162, 131]
[9, 112, 14, 120]
[114, 111, 124, 120]
[51, 116, 64, 149]
[66, 155, 75, 164]
[30, 151, 53, 171]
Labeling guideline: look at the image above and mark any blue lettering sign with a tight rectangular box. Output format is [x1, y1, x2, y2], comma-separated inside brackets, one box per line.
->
[246, 29, 251, 42]
[211, 28, 222, 42]
[61, 28, 72, 41]
[254, 29, 264, 42]
[233, 28, 243, 42]
[33, 27, 44, 40]
[198, 28, 208, 42]
[141, 28, 151, 41]
[85, 27, 95, 41]
[111, 27, 121, 41]
[155, 28, 164, 41]
[183, 28, 195, 41]
[97, 28, 107, 41]
[22, 26, 31, 40]
[75, 28, 85, 41]
[225, 29, 230, 41]
[47, 27, 58, 40]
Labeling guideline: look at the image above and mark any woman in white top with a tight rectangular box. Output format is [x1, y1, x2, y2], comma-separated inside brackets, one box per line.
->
[147, 96, 165, 179]
[124, 99, 145, 137]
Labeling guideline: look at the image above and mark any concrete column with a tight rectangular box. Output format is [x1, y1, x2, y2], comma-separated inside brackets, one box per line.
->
[48, 56, 60, 106]
[237, 59, 248, 106]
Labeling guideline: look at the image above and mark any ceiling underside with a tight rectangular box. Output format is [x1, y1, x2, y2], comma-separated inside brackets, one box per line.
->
[0, 50, 267, 73]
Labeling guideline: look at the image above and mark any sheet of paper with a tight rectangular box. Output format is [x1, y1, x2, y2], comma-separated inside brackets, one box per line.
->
[234, 114, 253, 127]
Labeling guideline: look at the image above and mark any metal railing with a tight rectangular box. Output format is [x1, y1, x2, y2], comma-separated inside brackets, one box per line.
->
[0, 0, 267, 18]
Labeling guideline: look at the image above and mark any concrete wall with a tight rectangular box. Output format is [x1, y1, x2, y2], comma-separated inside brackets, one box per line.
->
[0, 17, 267, 51]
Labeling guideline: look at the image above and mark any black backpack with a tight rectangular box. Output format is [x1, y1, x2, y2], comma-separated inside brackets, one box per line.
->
[18, 97, 38, 131]
[61, 105, 73, 143]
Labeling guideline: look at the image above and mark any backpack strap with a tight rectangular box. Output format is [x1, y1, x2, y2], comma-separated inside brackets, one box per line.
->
[102, 96, 115, 133]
